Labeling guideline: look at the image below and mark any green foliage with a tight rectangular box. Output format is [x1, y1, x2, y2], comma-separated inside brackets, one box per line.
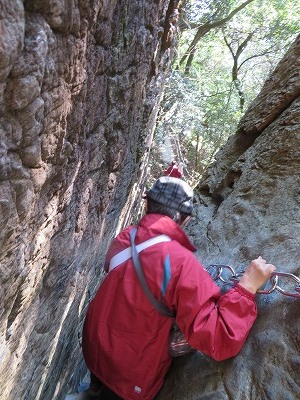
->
[149, 0, 299, 184]
[183, 0, 237, 25]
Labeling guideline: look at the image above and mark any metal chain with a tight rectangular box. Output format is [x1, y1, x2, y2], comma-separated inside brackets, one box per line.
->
[206, 264, 300, 299]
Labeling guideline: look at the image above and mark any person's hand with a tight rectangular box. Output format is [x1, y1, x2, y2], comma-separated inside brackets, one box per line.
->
[238, 256, 276, 294]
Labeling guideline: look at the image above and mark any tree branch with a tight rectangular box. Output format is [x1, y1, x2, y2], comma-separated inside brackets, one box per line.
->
[179, 0, 256, 72]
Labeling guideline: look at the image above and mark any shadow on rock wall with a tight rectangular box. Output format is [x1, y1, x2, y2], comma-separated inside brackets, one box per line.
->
[0, 1, 180, 399]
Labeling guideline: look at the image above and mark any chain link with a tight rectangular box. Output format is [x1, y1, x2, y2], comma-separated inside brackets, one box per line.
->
[206, 265, 300, 299]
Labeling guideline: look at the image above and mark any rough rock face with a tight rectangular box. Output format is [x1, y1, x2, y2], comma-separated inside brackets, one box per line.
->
[0, 1, 181, 399]
[157, 35, 300, 400]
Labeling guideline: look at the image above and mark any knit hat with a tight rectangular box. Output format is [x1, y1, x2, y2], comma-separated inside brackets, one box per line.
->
[145, 176, 194, 215]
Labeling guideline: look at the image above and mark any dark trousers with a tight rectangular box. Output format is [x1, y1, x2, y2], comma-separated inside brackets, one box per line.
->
[90, 373, 123, 400]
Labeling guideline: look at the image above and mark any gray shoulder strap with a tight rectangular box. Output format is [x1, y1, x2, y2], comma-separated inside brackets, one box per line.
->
[130, 228, 175, 318]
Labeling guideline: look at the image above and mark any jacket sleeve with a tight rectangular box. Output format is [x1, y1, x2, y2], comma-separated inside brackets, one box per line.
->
[171, 254, 257, 361]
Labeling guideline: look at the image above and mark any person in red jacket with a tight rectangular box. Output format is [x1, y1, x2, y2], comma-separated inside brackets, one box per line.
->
[164, 160, 183, 178]
[82, 177, 276, 400]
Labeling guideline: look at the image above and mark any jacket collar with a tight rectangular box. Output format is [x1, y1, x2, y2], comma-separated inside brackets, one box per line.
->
[138, 213, 196, 252]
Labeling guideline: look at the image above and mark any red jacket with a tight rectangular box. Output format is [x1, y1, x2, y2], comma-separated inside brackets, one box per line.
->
[82, 214, 257, 400]
[164, 165, 182, 178]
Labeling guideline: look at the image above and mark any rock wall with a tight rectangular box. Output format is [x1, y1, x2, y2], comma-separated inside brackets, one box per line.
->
[0, 1, 181, 399]
[157, 35, 300, 400]
[1, 1, 299, 399]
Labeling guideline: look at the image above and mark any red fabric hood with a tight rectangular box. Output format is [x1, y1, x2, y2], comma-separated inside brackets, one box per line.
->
[137, 213, 196, 252]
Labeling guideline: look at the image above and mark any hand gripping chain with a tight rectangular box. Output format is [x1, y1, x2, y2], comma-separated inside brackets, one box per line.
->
[206, 265, 300, 299]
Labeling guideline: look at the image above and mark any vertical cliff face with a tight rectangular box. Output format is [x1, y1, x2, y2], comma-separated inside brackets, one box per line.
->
[157, 35, 300, 400]
[0, 1, 180, 399]
[1, 1, 299, 399]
